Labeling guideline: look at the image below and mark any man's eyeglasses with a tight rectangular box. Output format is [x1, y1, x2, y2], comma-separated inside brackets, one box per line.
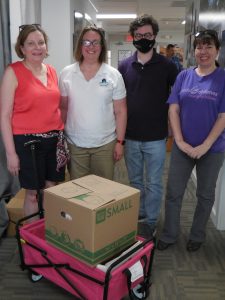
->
[81, 40, 102, 47]
[19, 24, 41, 31]
[134, 32, 154, 40]
[195, 30, 218, 38]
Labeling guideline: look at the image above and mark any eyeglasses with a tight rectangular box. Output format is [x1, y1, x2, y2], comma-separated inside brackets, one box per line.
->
[134, 32, 154, 40]
[19, 24, 41, 31]
[81, 40, 102, 47]
[195, 30, 218, 38]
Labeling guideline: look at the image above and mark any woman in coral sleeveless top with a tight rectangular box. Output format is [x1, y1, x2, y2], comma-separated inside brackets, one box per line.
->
[0, 24, 68, 222]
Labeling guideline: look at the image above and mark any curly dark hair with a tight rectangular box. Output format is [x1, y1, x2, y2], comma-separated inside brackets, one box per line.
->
[129, 14, 159, 37]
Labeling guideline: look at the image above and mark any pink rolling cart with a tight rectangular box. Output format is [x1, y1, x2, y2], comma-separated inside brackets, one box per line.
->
[16, 140, 155, 299]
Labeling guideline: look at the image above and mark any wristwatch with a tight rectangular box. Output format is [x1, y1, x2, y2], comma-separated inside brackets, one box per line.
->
[117, 139, 126, 145]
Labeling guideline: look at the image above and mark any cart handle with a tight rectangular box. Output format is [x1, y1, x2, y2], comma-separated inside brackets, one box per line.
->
[24, 139, 44, 219]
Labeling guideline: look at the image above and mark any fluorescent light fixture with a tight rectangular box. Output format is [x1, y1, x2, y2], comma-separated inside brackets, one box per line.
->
[96, 14, 137, 19]
[74, 12, 83, 18]
[181, 20, 186, 25]
[199, 12, 225, 22]
[88, 0, 98, 13]
[85, 13, 92, 21]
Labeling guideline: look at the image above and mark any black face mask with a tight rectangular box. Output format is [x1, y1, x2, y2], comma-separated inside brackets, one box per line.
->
[133, 38, 155, 53]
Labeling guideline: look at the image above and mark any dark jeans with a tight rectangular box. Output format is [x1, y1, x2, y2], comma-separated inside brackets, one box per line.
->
[161, 143, 225, 243]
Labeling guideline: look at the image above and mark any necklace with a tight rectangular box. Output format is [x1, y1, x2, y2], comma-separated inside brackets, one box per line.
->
[23, 61, 47, 86]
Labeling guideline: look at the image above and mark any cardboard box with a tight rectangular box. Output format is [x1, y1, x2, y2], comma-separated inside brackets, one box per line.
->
[45, 175, 140, 266]
[6, 189, 25, 237]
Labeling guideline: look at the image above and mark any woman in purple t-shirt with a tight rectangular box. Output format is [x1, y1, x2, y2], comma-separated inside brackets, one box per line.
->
[158, 30, 225, 252]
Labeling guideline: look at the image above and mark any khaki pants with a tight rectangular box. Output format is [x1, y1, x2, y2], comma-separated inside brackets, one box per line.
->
[67, 140, 116, 180]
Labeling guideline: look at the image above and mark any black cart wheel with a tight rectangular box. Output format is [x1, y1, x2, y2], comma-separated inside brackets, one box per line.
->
[28, 271, 43, 282]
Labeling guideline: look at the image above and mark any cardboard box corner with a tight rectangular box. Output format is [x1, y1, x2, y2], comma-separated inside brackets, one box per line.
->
[6, 189, 25, 237]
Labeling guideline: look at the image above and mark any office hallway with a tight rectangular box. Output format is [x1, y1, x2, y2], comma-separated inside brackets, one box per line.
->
[0, 154, 225, 300]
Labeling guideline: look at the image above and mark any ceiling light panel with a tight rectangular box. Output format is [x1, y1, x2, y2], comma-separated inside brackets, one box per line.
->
[96, 14, 137, 19]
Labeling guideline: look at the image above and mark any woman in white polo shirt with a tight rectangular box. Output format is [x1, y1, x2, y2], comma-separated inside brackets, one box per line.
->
[59, 26, 127, 180]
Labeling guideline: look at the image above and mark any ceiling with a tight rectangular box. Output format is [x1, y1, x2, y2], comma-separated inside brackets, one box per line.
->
[94, 0, 187, 38]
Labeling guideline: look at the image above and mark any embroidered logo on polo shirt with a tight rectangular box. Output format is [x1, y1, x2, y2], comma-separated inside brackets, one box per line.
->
[99, 78, 109, 86]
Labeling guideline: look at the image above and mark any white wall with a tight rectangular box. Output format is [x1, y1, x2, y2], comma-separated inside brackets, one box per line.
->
[211, 161, 225, 230]
[192, 162, 225, 231]
[9, 0, 42, 62]
[9, 0, 30, 62]
[110, 42, 134, 69]
[41, 0, 71, 74]
[42, 0, 97, 73]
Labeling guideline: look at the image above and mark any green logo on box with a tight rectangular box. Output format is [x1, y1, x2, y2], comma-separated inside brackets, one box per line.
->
[96, 208, 106, 224]
[96, 199, 133, 224]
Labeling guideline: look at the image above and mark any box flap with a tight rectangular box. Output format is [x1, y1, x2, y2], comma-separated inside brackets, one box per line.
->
[69, 192, 115, 209]
[45, 175, 139, 210]
[73, 175, 131, 199]
[45, 181, 91, 198]
[6, 189, 25, 208]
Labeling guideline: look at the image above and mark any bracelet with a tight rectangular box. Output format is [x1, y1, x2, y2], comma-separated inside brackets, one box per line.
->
[117, 139, 126, 145]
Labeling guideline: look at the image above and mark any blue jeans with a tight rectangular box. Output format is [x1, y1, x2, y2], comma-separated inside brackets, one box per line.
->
[125, 139, 166, 225]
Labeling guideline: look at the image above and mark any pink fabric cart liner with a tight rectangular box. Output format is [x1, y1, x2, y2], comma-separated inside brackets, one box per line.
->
[20, 219, 154, 300]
